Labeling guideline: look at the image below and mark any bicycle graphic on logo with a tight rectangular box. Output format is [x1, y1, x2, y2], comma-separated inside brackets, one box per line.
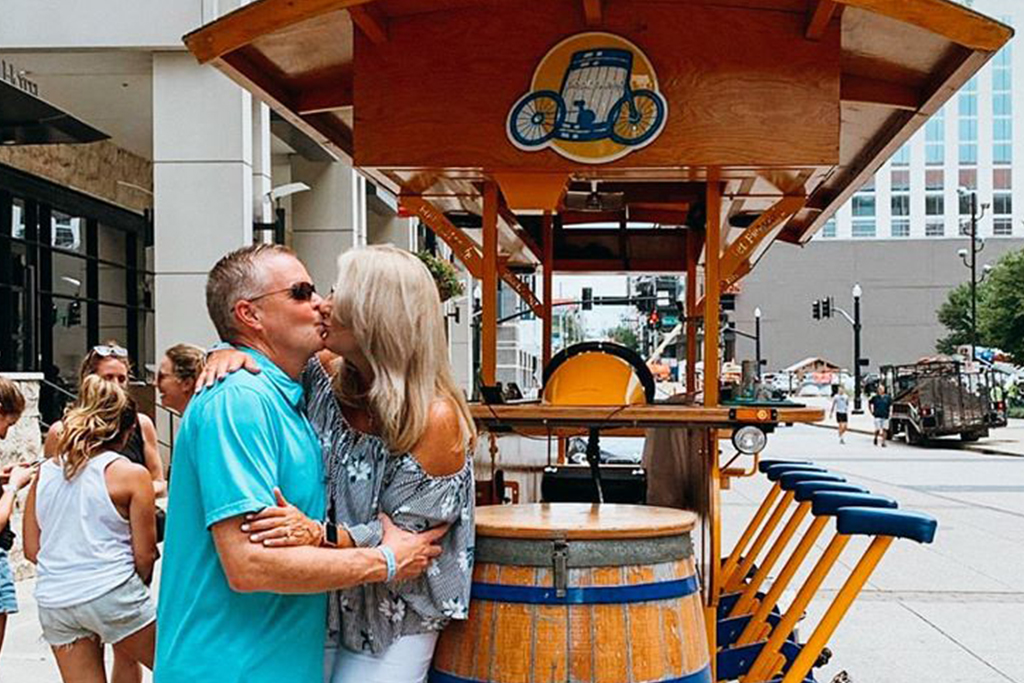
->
[507, 37, 668, 162]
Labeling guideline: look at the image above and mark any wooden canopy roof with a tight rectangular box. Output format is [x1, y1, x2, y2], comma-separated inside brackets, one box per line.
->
[185, 0, 1011, 276]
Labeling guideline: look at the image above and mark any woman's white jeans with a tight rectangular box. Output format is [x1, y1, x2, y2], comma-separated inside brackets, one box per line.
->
[324, 632, 440, 683]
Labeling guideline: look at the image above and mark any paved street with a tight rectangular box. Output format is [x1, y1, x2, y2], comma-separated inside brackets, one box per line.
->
[3, 423, 1023, 682]
[721, 423, 1024, 683]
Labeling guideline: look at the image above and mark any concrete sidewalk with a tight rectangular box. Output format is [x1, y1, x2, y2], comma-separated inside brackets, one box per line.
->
[803, 396, 1024, 457]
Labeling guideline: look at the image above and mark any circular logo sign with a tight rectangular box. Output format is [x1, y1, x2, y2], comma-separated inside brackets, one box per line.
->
[507, 32, 668, 164]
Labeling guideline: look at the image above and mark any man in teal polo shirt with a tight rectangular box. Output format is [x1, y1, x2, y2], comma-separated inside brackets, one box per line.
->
[155, 245, 444, 683]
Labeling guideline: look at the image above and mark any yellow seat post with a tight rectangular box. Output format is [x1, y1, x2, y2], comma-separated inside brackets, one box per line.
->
[736, 515, 830, 645]
[728, 500, 811, 617]
[779, 536, 895, 683]
[724, 490, 795, 592]
[720, 482, 782, 587]
[743, 533, 850, 682]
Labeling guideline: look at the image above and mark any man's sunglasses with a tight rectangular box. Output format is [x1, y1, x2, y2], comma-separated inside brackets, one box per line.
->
[92, 344, 129, 358]
[249, 281, 317, 303]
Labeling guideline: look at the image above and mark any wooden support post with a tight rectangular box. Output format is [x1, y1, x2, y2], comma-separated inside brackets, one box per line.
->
[702, 168, 723, 671]
[542, 210, 554, 371]
[685, 230, 699, 394]
[482, 183, 498, 387]
[704, 171, 722, 407]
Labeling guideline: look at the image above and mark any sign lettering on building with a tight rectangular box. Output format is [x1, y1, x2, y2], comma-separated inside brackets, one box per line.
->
[1, 59, 39, 96]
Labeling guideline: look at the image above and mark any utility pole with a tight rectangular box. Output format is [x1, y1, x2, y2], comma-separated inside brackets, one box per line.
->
[852, 284, 863, 414]
[754, 307, 762, 381]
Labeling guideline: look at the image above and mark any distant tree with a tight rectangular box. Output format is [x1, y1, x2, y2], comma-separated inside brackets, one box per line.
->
[935, 281, 984, 354]
[604, 322, 640, 352]
[978, 248, 1024, 364]
[936, 247, 1024, 363]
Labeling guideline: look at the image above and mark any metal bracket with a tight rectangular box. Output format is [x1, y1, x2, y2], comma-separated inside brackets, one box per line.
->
[552, 539, 569, 598]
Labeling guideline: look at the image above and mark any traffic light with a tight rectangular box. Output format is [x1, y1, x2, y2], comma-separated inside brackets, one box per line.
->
[66, 301, 82, 327]
[821, 297, 832, 319]
[581, 287, 593, 310]
[647, 310, 660, 329]
[812, 300, 821, 320]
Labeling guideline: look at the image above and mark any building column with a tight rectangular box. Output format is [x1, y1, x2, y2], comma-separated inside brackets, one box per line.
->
[448, 272, 475, 397]
[290, 158, 366, 289]
[252, 100, 274, 229]
[153, 52, 253, 352]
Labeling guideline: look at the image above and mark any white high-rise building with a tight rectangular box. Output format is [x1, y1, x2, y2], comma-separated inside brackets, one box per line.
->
[821, 0, 1019, 242]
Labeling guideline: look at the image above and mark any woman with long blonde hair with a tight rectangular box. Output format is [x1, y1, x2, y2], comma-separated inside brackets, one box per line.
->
[23, 375, 158, 683]
[205, 244, 476, 683]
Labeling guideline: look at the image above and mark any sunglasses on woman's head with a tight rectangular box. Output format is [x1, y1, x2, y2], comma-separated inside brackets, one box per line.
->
[249, 281, 317, 303]
[92, 344, 129, 358]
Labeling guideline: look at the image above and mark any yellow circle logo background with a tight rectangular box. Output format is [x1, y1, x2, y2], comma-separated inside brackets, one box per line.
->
[507, 32, 668, 164]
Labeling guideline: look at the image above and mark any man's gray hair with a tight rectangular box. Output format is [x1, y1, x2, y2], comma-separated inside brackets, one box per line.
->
[206, 244, 295, 342]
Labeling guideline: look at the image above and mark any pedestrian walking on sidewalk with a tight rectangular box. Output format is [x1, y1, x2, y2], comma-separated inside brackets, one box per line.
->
[869, 383, 893, 447]
[22, 375, 158, 683]
[0, 377, 37, 664]
[829, 387, 850, 444]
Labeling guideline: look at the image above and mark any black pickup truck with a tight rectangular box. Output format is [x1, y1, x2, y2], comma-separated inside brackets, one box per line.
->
[882, 361, 1008, 444]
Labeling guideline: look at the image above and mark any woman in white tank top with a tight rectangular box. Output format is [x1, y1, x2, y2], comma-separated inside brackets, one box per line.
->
[23, 375, 158, 683]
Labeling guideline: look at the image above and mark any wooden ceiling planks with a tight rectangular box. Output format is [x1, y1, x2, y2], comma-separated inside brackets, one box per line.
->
[184, 0, 1013, 257]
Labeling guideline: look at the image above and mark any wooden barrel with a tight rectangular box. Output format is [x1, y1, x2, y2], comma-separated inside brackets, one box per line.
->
[430, 503, 710, 683]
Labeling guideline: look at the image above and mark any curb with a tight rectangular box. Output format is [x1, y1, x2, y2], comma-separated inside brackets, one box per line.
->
[806, 421, 1024, 458]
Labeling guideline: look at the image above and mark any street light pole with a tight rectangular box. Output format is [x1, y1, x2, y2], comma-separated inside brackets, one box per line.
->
[969, 191, 978, 362]
[852, 284, 863, 414]
[958, 188, 989, 364]
[754, 307, 762, 381]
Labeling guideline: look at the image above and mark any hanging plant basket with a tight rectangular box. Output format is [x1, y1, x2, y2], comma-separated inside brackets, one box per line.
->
[417, 251, 465, 302]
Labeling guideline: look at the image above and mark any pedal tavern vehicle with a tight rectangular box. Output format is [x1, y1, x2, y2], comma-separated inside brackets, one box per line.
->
[185, 1, 1010, 679]
[883, 361, 1009, 444]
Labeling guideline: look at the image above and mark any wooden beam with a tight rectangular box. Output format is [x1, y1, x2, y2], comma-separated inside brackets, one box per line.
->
[583, 0, 602, 27]
[184, 0, 375, 64]
[806, 0, 838, 40]
[833, 0, 1012, 52]
[498, 264, 544, 320]
[702, 167, 723, 673]
[481, 183, 499, 387]
[685, 228, 700, 395]
[719, 196, 805, 283]
[401, 196, 482, 278]
[296, 82, 353, 115]
[542, 211, 554, 371]
[349, 3, 388, 44]
[497, 203, 543, 261]
[218, 48, 352, 160]
[792, 47, 990, 244]
[703, 169, 722, 409]
[841, 73, 921, 110]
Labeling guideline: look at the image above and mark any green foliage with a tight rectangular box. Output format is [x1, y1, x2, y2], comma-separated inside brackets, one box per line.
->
[935, 281, 984, 354]
[604, 322, 640, 352]
[416, 251, 465, 302]
[937, 248, 1024, 364]
[979, 249, 1024, 364]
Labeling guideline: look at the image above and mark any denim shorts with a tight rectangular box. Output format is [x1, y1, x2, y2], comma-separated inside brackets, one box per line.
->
[38, 574, 155, 646]
[0, 551, 17, 615]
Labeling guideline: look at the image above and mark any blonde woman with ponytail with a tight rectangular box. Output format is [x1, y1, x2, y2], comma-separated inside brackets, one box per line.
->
[23, 376, 157, 683]
[204, 244, 476, 683]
